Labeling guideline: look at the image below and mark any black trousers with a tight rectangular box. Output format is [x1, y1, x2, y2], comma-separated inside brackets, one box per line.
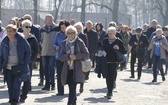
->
[131, 53, 143, 78]
[56, 60, 64, 94]
[67, 70, 77, 104]
[105, 63, 117, 95]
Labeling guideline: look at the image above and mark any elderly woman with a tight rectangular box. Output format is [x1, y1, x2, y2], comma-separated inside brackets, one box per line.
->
[149, 28, 168, 82]
[53, 20, 70, 95]
[19, 19, 38, 103]
[60, 25, 89, 105]
[101, 26, 126, 99]
[74, 22, 88, 93]
[0, 24, 31, 105]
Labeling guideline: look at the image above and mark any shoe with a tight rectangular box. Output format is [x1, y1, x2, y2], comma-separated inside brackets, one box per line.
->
[38, 80, 43, 86]
[152, 79, 157, 82]
[79, 86, 83, 93]
[51, 86, 55, 90]
[41, 86, 50, 91]
[29, 85, 32, 91]
[19, 98, 25, 103]
[11, 102, 18, 105]
[56, 93, 64, 96]
[137, 77, 140, 80]
[129, 76, 135, 78]
[162, 77, 166, 81]
[85, 76, 89, 80]
[104, 93, 112, 99]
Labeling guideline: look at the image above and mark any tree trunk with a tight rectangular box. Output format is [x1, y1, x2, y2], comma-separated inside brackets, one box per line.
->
[112, 0, 120, 24]
[81, 0, 86, 23]
[33, 0, 38, 24]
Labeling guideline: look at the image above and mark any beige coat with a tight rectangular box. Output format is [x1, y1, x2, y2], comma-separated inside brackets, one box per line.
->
[149, 35, 168, 59]
[60, 38, 89, 86]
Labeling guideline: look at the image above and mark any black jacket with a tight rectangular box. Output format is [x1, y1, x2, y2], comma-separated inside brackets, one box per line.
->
[18, 24, 40, 42]
[129, 34, 149, 58]
[26, 34, 39, 62]
[102, 38, 126, 63]
[146, 27, 156, 39]
[78, 33, 88, 48]
[97, 29, 106, 42]
[84, 29, 98, 54]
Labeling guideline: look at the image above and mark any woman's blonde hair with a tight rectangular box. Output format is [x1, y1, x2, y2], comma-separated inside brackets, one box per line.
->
[6, 24, 17, 32]
[22, 19, 32, 27]
[74, 22, 84, 33]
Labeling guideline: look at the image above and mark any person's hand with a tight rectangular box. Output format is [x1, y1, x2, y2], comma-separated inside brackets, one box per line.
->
[134, 42, 138, 46]
[140, 41, 143, 45]
[0, 71, 3, 75]
[113, 45, 119, 50]
[37, 54, 41, 58]
[70, 55, 76, 60]
[55, 46, 59, 51]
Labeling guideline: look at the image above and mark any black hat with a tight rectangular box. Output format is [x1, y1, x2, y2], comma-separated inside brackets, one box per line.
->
[136, 27, 142, 32]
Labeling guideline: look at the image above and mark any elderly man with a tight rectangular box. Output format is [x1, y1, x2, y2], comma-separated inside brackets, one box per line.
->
[40, 14, 59, 91]
[84, 20, 98, 80]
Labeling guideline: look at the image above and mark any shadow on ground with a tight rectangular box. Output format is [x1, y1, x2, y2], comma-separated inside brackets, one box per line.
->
[84, 97, 115, 103]
[142, 82, 162, 85]
[120, 79, 139, 82]
[35, 94, 67, 103]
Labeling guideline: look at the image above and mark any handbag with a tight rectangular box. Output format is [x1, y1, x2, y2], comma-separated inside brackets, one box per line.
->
[115, 38, 126, 63]
[81, 59, 92, 72]
[11, 64, 28, 75]
[115, 50, 126, 63]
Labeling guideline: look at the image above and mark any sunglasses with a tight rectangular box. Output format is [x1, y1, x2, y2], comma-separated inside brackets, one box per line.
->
[67, 32, 76, 35]
[24, 26, 32, 28]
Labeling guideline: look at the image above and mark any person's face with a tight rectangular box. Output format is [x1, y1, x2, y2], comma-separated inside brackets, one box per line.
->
[22, 23, 31, 33]
[151, 21, 157, 28]
[86, 23, 92, 30]
[75, 25, 82, 34]
[6, 28, 16, 38]
[136, 31, 142, 35]
[9, 20, 15, 25]
[60, 24, 66, 32]
[70, 20, 75, 26]
[156, 30, 162, 37]
[67, 29, 76, 41]
[108, 30, 116, 39]
[45, 16, 52, 26]
[121, 27, 126, 33]
[96, 25, 101, 31]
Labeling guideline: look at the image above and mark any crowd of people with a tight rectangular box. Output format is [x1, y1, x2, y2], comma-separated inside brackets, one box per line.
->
[0, 14, 168, 105]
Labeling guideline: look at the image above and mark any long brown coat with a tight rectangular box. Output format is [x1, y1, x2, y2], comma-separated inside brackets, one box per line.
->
[60, 37, 89, 86]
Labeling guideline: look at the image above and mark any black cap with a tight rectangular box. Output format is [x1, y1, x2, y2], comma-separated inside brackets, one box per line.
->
[136, 27, 142, 32]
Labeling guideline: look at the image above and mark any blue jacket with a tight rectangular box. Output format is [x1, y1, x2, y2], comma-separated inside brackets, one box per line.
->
[0, 33, 31, 82]
[53, 31, 67, 60]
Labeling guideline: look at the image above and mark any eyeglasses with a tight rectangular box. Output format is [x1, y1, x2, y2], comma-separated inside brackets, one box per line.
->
[24, 26, 31, 28]
[67, 32, 76, 35]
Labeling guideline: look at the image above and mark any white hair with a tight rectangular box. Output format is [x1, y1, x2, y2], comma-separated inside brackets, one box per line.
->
[107, 26, 116, 33]
[22, 19, 32, 26]
[156, 28, 163, 34]
[74, 22, 84, 32]
[86, 20, 93, 27]
[65, 25, 78, 36]
[45, 14, 54, 20]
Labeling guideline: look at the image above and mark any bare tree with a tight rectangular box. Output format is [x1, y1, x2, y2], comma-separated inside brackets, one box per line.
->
[54, 0, 63, 22]
[81, 0, 86, 23]
[0, 0, 1, 20]
[155, 0, 168, 26]
[33, 0, 38, 24]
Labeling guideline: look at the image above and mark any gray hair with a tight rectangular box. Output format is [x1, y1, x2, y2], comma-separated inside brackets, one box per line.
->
[86, 20, 93, 27]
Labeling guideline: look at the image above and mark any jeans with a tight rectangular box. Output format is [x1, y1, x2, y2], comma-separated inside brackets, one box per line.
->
[165, 58, 168, 74]
[56, 59, 64, 94]
[42, 56, 55, 88]
[20, 62, 32, 100]
[6, 70, 21, 103]
[130, 53, 136, 77]
[152, 55, 165, 79]
[106, 63, 117, 95]
[67, 70, 77, 104]
[39, 57, 44, 81]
